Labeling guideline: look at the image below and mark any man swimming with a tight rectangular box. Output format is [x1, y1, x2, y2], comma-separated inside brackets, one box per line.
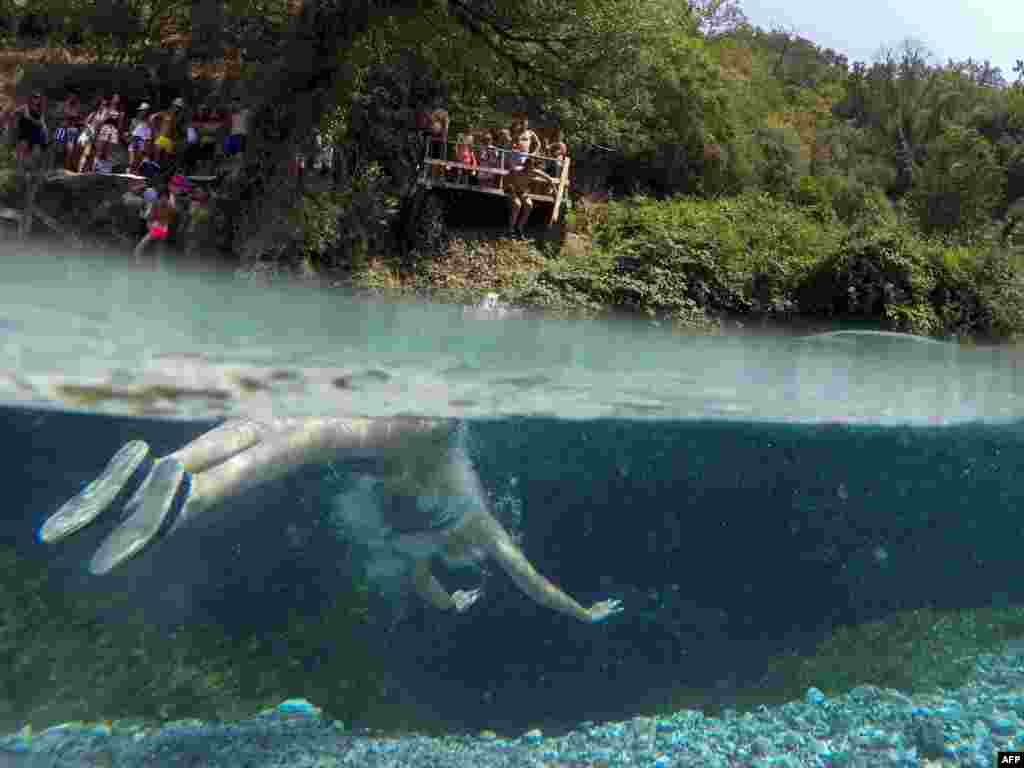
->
[40, 416, 623, 624]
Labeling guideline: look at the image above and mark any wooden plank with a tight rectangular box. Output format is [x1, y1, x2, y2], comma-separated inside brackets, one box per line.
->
[549, 156, 570, 227]
[423, 159, 510, 176]
[423, 179, 556, 203]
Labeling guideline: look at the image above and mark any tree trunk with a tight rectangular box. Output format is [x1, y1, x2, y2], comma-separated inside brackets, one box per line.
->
[226, 0, 401, 263]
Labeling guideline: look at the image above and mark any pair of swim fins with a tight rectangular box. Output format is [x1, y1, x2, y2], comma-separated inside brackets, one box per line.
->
[39, 441, 186, 574]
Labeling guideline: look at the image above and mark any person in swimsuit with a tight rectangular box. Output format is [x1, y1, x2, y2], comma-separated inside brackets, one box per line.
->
[127, 103, 153, 174]
[151, 97, 186, 167]
[132, 186, 176, 266]
[14, 91, 48, 170]
[40, 416, 623, 624]
[56, 92, 83, 172]
[95, 93, 125, 170]
[505, 132, 558, 237]
[78, 96, 109, 173]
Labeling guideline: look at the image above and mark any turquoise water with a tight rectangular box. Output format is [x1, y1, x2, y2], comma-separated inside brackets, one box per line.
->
[1, 244, 1024, 739]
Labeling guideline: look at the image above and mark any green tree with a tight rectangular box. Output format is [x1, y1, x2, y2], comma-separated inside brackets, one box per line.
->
[911, 124, 1004, 237]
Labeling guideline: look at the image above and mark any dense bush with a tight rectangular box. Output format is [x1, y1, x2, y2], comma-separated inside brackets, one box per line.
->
[822, 222, 942, 335]
[931, 245, 1024, 341]
[534, 193, 1024, 341]
[587, 192, 841, 324]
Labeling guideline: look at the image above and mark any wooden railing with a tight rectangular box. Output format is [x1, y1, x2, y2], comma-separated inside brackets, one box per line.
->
[418, 139, 571, 226]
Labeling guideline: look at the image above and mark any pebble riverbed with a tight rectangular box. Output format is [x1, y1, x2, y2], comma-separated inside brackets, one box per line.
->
[3, 644, 1024, 767]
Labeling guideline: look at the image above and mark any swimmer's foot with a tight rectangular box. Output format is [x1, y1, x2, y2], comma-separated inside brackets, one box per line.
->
[39, 440, 150, 543]
[88, 457, 185, 575]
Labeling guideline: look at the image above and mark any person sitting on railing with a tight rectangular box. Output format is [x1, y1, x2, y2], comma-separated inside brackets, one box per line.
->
[505, 130, 562, 236]
[477, 132, 500, 188]
[506, 131, 549, 237]
[546, 141, 567, 178]
[428, 108, 449, 179]
[452, 133, 479, 185]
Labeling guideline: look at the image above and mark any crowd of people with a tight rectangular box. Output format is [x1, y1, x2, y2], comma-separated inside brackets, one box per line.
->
[2, 89, 255, 178]
[418, 109, 570, 236]
[3, 92, 569, 251]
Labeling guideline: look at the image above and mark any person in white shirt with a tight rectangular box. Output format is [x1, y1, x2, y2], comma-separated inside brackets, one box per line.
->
[128, 102, 153, 174]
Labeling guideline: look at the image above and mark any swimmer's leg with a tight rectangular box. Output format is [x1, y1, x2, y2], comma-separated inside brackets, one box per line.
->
[412, 559, 482, 613]
[89, 456, 185, 574]
[167, 418, 270, 473]
[74, 419, 270, 572]
[169, 419, 351, 532]
[39, 440, 150, 543]
[171, 416, 447, 532]
[121, 418, 269, 515]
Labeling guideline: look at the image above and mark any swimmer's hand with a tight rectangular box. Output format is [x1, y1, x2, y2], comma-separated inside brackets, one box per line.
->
[452, 588, 483, 613]
[587, 598, 624, 624]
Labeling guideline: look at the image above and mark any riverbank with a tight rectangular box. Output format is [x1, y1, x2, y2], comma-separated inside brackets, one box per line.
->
[5, 165, 1024, 346]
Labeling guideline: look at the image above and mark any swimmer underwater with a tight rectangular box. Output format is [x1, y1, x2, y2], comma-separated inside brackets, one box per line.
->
[39, 416, 624, 624]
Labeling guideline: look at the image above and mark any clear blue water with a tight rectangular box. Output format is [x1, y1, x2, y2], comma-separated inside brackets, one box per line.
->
[1, 244, 1023, 742]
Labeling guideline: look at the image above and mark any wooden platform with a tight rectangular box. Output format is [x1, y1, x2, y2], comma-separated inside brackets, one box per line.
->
[417, 141, 571, 227]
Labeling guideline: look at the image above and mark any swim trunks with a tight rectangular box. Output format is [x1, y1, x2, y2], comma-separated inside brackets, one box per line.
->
[224, 133, 246, 156]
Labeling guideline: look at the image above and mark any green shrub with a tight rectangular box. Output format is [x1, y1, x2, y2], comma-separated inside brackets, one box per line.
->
[590, 192, 841, 326]
[851, 157, 898, 194]
[930, 244, 1024, 341]
[829, 222, 941, 335]
[751, 126, 808, 196]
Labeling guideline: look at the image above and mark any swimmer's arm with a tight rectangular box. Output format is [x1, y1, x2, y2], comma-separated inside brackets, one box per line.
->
[471, 514, 592, 623]
[412, 559, 456, 611]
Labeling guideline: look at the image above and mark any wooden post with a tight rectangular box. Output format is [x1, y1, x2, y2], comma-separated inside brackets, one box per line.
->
[549, 156, 570, 227]
[420, 138, 430, 187]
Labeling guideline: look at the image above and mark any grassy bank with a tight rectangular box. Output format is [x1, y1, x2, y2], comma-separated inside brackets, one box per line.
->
[346, 191, 1024, 343]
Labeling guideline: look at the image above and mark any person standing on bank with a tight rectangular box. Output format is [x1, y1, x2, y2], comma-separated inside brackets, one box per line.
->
[14, 91, 48, 171]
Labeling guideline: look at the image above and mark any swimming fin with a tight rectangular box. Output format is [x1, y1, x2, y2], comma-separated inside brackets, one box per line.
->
[39, 440, 150, 543]
[88, 457, 185, 575]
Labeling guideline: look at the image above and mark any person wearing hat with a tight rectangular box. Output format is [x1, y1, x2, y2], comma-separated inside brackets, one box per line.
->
[150, 97, 185, 168]
[128, 102, 153, 174]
